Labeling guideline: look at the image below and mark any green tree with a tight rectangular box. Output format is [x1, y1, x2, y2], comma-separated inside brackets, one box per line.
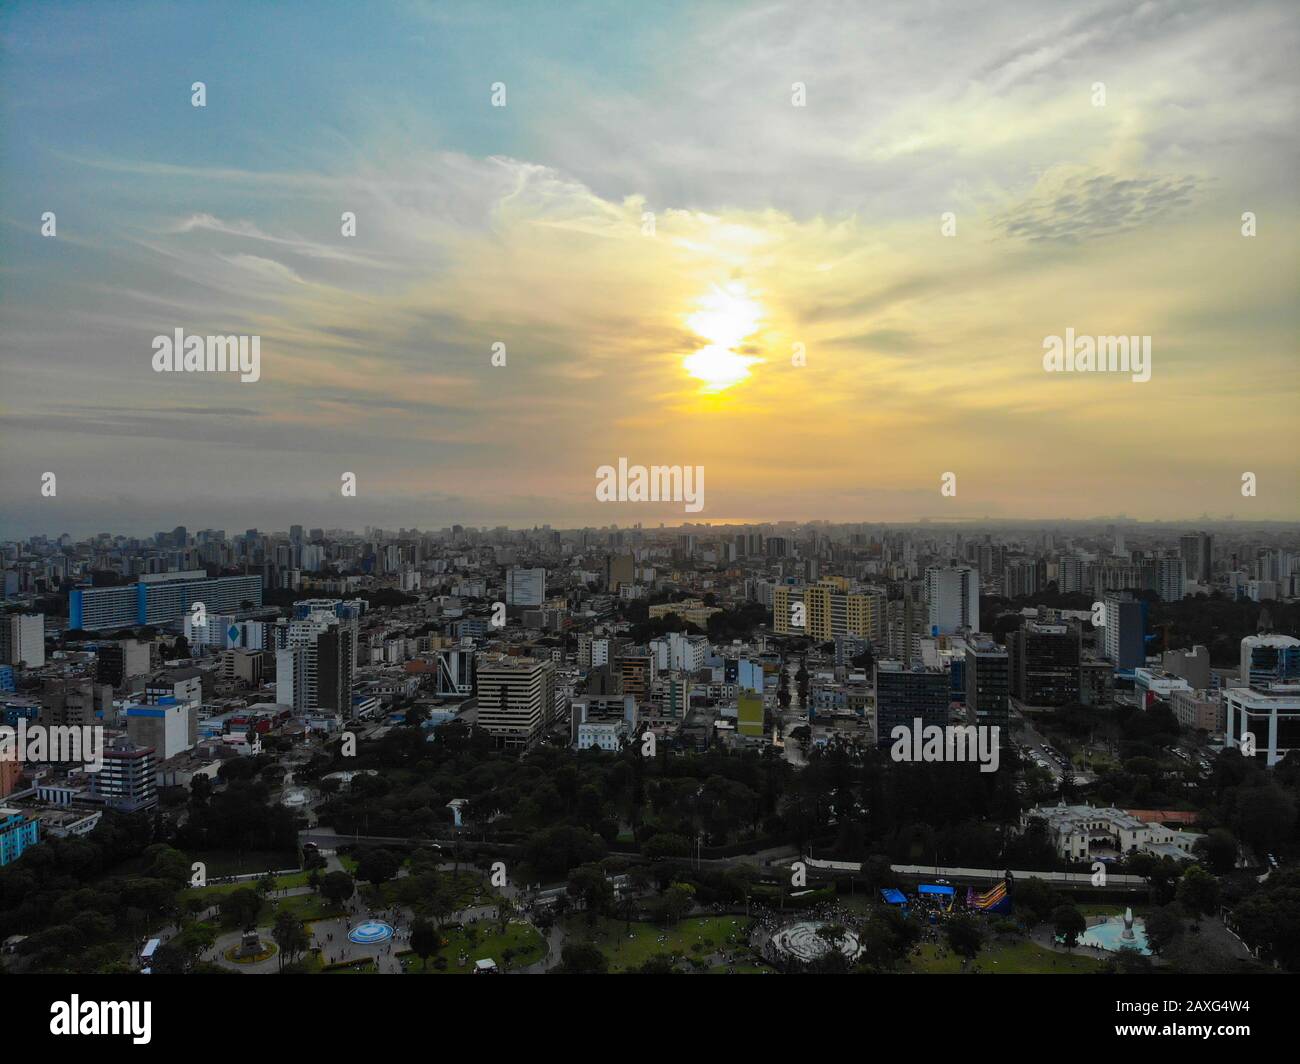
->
[1144, 904, 1184, 956]
[1014, 876, 1058, 927]
[1194, 829, 1238, 875]
[656, 882, 696, 927]
[944, 914, 983, 960]
[356, 848, 401, 886]
[566, 864, 615, 925]
[221, 887, 262, 931]
[1175, 864, 1220, 916]
[320, 871, 355, 910]
[410, 918, 440, 971]
[1052, 904, 1086, 950]
[272, 910, 308, 971]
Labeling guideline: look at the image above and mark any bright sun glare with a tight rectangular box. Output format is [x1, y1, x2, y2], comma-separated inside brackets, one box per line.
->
[683, 283, 763, 391]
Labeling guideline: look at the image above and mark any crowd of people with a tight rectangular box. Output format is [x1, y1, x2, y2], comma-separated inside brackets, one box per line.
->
[750, 898, 868, 968]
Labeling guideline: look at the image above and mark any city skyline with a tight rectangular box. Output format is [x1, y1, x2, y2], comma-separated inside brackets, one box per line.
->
[10, 514, 1300, 542]
[2, 0, 1298, 537]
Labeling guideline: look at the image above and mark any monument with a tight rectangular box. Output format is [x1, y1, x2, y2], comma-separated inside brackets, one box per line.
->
[1121, 906, 1135, 942]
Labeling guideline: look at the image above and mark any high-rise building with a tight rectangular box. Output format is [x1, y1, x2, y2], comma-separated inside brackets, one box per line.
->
[604, 554, 635, 592]
[475, 657, 556, 750]
[277, 646, 315, 713]
[773, 583, 885, 641]
[316, 623, 358, 715]
[618, 654, 655, 698]
[436, 645, 476, 697]
[275, 610, 357, 714]
[0, 613, 45, 668]
[70, 572, 262, 631]
[506, 567, 546, 607]
[1102, 593, 1145, 670]
[1079, 655, 1114, 707]
[1058, 555, 1086, 594]
[95, 639, 153, 687]
[126, 700, 197, 761]
[1007, 622, 1080, 707]
[90, 740, 157, 812]
[38, 679, 108, 727]
[874, 661, 950, 748]
[1149, 557, 1186, 601]
[1002, 558, 1038, 598]
[1240, 635, 1300, 689]
[1179, 532, 1213, 584]
[1224, 685, 1300, 768]
[965, 639, 1010, 729]
[925, 566, 979, 636]
[886, 592, 924, 666]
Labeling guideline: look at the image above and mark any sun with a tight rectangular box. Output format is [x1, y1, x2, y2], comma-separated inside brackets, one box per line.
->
[683, 282, 763, 391]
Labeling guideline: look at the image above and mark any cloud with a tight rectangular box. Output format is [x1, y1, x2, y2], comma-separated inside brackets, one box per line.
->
[1, 0, 1297, 534]
[994, 170, 1199, 243]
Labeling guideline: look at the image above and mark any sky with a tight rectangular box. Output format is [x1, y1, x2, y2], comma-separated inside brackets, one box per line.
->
[1, 0, 1298, 537]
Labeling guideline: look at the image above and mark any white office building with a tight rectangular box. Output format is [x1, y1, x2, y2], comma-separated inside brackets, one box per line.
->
[925, 566, 979, 636]
[1224, 684, 1300, 768]
[506, 567, 546, 607]
[577, 719, 631, 751]
[476, 656, 556, 749]
[0, 613, 45, 668]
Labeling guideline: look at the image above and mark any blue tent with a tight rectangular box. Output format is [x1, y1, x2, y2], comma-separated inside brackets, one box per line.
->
[879, 888, 907, 905]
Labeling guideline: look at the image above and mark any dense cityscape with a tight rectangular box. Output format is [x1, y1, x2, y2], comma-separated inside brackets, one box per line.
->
[2, 518, 1298, 986]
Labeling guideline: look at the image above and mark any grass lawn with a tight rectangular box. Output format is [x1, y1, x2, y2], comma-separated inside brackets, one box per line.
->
[262, 893, 341, 925]
[270, 869, 315, 889]
[180, 872, 320, 912]
[832, 893, 880, 915]
[181, 882, 342, 929]
[564, 915, 753, 973]
[903, 940, 1105, 974]
[403, 921, 546, 974]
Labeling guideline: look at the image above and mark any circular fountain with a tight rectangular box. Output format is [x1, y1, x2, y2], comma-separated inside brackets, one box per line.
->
[1077, 909, 1152, 955]
[348, 920, 395, 945]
